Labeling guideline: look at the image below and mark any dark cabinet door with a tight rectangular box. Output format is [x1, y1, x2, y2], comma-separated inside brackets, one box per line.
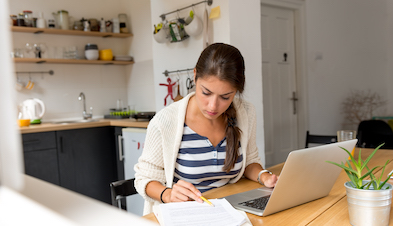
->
[57, 127, 117, 204]
[22, 132, 60, 185]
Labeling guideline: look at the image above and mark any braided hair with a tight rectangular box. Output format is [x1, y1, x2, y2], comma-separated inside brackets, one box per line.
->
[194, 43, 245, 172]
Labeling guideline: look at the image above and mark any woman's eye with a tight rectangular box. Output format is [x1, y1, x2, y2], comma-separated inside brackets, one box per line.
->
[221, 96, 230, 100]
[202, 91, 210, 96]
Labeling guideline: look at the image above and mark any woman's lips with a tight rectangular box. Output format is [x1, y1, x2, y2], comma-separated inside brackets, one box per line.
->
[206, 111, 218, 116]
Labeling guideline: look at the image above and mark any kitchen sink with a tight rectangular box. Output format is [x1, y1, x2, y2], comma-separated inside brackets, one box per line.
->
[51, 119, 99, 124]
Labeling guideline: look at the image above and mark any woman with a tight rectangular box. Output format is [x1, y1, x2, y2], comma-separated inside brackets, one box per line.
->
[134, 43, 278, 214]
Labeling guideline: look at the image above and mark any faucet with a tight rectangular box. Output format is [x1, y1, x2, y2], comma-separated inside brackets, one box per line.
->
[78, 92, 93, 120]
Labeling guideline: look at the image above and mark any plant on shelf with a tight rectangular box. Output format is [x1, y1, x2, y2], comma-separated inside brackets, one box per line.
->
[326, 143, 393, 226]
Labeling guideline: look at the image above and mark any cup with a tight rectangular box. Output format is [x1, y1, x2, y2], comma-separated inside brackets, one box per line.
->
[337, 130, 357, 142]
[63, 46, 77, 59]
[25, 79, 34, 90]
[337, 130, 357, 158]
[99, 49, 113, 61]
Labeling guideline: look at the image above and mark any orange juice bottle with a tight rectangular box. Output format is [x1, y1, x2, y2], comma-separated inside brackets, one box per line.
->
[18, 105, 31, 127]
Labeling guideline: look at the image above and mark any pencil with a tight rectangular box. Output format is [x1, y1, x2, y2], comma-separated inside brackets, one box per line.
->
[200, 196, 215, 207]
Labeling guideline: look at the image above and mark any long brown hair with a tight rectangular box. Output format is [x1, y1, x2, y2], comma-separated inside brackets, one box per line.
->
[195, 43, 245, 172]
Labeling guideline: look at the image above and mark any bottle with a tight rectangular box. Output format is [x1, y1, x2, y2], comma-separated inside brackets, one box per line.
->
[118, 13, 128, 33]
[112, 18, 120, 33]
[100, 18, 106, 32]
[36, 12, 46, 28]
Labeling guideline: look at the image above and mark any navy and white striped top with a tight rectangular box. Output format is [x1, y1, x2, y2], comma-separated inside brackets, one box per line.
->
[173, 124, 243, 193]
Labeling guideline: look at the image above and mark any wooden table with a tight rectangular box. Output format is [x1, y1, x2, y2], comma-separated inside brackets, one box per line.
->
[143, 148, 393, 225]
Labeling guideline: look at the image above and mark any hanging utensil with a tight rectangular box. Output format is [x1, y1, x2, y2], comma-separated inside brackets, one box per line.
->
[174, 80, 183, 102]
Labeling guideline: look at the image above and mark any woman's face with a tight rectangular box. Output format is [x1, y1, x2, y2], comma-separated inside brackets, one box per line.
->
[194, 75, 237, 120]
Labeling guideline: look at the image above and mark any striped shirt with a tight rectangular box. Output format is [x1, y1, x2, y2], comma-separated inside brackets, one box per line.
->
[173, 124, 243, 193]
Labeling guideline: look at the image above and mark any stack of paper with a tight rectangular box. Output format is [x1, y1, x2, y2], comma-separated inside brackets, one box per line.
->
[153, 198, 251, 226]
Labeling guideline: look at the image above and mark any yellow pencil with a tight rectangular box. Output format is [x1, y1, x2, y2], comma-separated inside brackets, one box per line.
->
[200, 196, 215, 207]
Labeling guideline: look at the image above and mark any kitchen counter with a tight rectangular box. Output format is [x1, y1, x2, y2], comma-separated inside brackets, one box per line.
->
[19, 119, 149, 134]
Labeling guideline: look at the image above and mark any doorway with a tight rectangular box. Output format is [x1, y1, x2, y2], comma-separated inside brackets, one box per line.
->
[261, 1, 307, 167]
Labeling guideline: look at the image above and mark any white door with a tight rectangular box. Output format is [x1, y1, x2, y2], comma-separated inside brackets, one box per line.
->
[261, 5, 298, 167]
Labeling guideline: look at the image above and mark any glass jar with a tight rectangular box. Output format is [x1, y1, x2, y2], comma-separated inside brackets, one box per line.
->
[57, 10, 69, 30]
[118, 13, 129, 33]
[48, 19, 55, 28]
[10, 15, 17, 26]
[73, 21, 83, 30]
[17, 13, 25, 26]
[23, 10, 33, 27]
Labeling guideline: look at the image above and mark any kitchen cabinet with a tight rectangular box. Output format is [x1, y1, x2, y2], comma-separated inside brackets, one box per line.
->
[12, 26, 134, 66]
[57, 127, 117, 204]
[22, 131, 60, 185]
[22, 127, 117, 204]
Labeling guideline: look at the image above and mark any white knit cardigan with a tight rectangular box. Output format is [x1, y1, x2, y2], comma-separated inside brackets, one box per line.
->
[134, 92, 262, 215]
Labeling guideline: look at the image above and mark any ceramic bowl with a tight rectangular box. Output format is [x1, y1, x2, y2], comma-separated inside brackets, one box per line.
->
[85, 49, 99, 60]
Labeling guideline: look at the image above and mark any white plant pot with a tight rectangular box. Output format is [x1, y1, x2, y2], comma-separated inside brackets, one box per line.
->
[345, 180, 393, 226]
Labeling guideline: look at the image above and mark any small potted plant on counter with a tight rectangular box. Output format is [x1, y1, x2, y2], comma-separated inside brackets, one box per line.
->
[326, 143, 393, 226]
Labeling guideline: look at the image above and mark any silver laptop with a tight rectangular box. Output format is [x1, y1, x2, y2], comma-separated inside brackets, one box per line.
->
[224, 139, 357, 216]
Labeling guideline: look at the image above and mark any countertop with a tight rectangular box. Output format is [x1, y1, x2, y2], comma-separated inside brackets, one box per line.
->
[19, 119, 149, 134]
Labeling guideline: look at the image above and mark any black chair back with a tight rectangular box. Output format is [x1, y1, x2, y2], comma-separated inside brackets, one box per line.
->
[357, 120, 393, 149]
[305, 131, 337, 148]
[110, 178, 138, 208]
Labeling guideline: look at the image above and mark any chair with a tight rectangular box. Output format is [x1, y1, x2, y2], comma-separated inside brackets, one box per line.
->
[110, 178, 138, 209]
[357, 120, 393, 149]
[305, 131, 337, 148]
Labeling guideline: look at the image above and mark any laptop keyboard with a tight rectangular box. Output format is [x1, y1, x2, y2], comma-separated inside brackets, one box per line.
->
[239, 196, 271, 210]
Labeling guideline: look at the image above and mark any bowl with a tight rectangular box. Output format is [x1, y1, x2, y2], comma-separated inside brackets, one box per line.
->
[85, 49, 99, 60]
[99, 49, 113, 61]
[153, 25, 169, 43]
[184, 14, 202, 37]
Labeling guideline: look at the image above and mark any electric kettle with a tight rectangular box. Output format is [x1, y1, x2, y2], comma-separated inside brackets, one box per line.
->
[20, 98, 45, 124]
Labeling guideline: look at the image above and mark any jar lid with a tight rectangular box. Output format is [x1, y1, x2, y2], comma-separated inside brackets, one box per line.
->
[58, 10, 69, 13]
[23, 10, 33, 13]
[85, 43, 98, 50]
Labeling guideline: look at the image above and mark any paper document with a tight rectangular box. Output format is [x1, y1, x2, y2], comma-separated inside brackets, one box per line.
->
[153, 198, 250, 226]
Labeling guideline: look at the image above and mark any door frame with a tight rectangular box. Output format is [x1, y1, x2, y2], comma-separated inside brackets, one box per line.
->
[260, 0, 308, 148]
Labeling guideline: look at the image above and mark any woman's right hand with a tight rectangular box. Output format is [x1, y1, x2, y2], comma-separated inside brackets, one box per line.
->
[164, 180, 203, 203]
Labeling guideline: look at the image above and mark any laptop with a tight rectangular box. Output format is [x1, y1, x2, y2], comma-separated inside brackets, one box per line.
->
[224, 139, 357, 216]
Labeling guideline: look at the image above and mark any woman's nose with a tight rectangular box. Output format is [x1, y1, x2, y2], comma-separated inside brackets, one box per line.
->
[208, 97, 218, 110]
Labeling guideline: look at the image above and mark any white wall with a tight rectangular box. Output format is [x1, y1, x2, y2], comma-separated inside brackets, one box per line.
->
[121, 0, 156, 112]
[10, 0, 155, 121]
[150, 0, 266, 165]
[305, 0, 390, 133]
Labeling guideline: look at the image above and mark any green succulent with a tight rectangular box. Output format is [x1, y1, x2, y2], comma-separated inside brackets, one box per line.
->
[326, 143, 393, 190]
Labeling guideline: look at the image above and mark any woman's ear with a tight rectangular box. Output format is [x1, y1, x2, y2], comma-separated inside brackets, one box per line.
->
[193, 68, 197, 82]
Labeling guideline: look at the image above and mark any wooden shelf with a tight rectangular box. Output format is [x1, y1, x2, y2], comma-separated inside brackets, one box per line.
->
[14, 58, 134, 65]
[11, 26, 133, 38]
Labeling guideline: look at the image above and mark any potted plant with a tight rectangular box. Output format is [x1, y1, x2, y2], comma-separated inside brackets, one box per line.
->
[326, 143, 393, 226]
